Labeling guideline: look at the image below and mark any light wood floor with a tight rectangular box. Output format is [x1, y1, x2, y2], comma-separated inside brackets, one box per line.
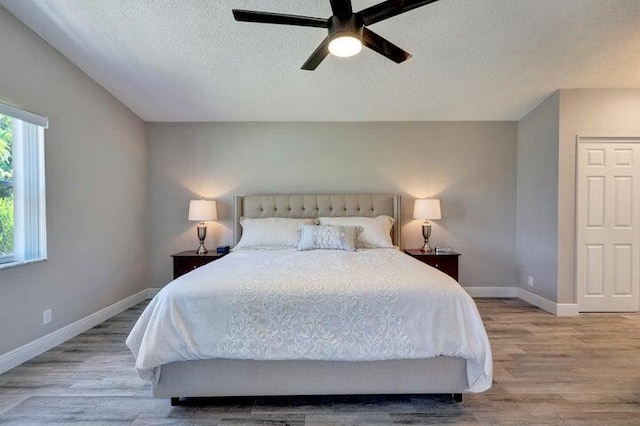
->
[0, 298, 638, 425]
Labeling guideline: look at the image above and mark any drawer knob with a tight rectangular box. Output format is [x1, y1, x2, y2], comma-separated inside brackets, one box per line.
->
[435, 263, 439, 268]
[193, 265, 197, 269]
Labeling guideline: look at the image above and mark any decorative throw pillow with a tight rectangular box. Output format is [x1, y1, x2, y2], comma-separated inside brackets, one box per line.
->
[317, 215, 395, 248]
[297, 224, 360, 251]
[234, 217, 316, 250]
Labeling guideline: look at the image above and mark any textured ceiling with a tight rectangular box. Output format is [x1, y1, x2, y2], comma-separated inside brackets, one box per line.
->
[1, 0, 640, 122]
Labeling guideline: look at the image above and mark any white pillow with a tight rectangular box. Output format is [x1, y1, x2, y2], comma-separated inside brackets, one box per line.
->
[297, 224, 360, 252]
[317, 216, 395, 248]
[234, 217, 316, 250]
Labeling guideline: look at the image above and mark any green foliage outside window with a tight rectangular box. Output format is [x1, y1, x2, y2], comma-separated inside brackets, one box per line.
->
[0, 115, 11, 183]
[0, 196, 12, 255]
[0, 114, 13, 255]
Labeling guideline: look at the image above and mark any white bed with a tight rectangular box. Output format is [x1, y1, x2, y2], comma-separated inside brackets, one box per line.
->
[126, 194, 492, 404]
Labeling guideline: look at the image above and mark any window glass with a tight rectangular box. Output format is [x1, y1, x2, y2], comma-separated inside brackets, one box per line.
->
[0, 114, 13, 257]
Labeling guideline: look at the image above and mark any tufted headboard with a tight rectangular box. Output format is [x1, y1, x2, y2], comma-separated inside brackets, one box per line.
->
[233, 194, 401, 247]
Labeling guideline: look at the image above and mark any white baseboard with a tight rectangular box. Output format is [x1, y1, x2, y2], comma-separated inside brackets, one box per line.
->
[555, 303, 580, 317]
[147, 287, 161, 298]
[465, 286, 579, 316]
[0, 288, 151, 375]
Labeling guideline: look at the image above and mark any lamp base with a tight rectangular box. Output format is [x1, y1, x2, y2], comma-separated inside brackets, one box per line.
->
[421, 221, 433, 253]
[196, 223, 208, 255]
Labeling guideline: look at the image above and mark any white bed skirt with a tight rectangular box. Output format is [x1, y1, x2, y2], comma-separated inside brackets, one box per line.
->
[153, 357, 467, 398]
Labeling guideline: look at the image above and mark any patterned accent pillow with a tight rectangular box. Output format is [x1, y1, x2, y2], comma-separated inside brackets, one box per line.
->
[297, 225, 360, 252]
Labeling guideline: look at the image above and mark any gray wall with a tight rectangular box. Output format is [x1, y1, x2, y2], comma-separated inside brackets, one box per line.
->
[516, 89, 640, 304]
[516, 92, 559, 301]
[557, 89, 640, 303]
[146, 121, 518, 290]
[0, 7, 147, 354]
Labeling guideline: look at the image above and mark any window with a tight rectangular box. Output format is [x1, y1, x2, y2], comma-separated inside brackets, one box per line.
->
[0, 101, 47, 268]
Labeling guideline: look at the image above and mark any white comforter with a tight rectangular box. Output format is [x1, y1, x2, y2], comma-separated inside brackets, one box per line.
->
[126, 249, 493, 392]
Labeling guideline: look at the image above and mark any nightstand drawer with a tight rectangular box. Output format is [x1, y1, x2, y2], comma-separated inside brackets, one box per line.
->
[423, 256, 457, 279]
[171, 251, 225, 279]
[173, 257, 213, 279]
[404, 249, 460, 281]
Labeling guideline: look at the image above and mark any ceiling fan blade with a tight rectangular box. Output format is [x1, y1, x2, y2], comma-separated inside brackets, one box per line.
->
[362, 27, 411, 63]
[358, 0, 440, 26]
[232, 10, 328, 28]
[301, 37, 331, 70]
[329, 0, 353, 17]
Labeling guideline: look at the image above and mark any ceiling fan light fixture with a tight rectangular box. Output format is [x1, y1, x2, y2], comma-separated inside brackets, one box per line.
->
[328, 35, 362, 57]
[233, 0, 438, 70]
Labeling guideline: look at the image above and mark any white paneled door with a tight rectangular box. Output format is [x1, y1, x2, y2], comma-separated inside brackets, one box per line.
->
[577, 139, 640, 312]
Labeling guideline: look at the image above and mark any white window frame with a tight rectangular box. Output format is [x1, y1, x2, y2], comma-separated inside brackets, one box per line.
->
[0, 100, 47, 269]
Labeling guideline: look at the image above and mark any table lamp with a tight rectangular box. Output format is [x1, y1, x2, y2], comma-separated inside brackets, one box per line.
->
[188, 199, 218, 255]
[413, 199, 441, 253]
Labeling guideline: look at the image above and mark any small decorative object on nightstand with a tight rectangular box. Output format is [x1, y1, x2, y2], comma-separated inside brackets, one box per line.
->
[413, 198, 441, 253]
[171, 250, 226, 279]
[404, 248, 460, 281]
[188, 199, 218, 255]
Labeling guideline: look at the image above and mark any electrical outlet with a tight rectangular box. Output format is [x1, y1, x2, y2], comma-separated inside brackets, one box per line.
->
[43, 309, 52, 325]
[527, 276, 534, 287]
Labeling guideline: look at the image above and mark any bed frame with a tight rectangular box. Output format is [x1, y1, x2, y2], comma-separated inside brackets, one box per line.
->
[153, 194, 468, 404]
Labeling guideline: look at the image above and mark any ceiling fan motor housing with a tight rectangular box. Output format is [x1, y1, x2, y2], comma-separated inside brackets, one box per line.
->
[328, 15, 363, 41]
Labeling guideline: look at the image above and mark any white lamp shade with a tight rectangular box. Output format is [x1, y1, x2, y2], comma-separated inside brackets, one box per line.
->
[188, 200, 218, 221]
[413, 199, 441, 220]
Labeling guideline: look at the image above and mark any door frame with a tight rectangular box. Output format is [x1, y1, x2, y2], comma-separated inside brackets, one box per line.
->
[575, 136, 640, 312]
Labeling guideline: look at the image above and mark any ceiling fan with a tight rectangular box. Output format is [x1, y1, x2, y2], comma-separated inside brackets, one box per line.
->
[232, 0, 441, 70]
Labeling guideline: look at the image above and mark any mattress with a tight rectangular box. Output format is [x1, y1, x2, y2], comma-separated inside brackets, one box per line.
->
[126, 248, 493, 392]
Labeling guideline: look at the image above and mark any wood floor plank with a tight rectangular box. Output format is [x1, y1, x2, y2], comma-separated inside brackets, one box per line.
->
[0, 297, 638, 425]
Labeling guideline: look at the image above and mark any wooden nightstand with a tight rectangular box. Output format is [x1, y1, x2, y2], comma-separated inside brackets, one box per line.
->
[171, 250, 226, 279]
[404, 249, 460, 281]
